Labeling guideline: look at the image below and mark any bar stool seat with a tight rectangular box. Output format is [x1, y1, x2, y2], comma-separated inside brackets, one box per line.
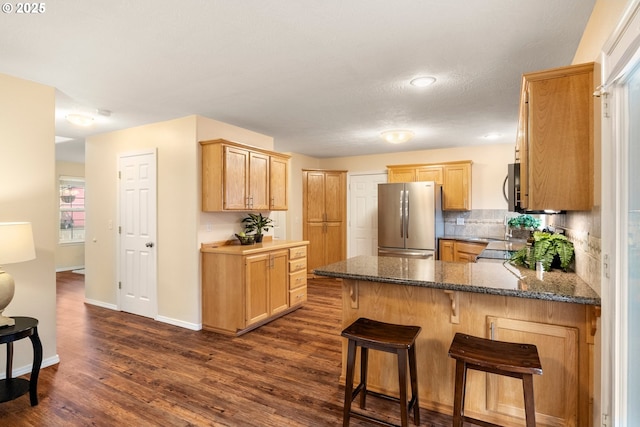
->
[448, 332, 543, 427]
[341, 317, 421, 427]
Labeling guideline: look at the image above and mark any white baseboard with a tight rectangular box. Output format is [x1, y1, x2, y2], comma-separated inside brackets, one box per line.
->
[0, 354, 60, 379]
[55, 265, 85, 272]
[156, 315, 201, 331]
[84, 299, 118, 311]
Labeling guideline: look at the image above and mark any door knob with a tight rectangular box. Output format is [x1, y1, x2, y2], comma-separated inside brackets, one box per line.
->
[145, 242, 154, 248]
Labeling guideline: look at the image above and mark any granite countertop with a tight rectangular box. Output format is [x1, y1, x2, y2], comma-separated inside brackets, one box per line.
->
[313, 255, 601, 306]
[201, 240, 309, 255]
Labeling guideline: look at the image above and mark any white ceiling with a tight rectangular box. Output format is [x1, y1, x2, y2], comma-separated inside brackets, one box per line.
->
[0, 1, 595, 163]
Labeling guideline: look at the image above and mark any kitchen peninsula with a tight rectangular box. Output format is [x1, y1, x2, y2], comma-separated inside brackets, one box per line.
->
[314, 256, 600, 427]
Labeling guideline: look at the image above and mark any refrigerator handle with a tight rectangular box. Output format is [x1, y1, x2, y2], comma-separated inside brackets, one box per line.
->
[405, 190, 410, 239]
[399, 190, 404, 238]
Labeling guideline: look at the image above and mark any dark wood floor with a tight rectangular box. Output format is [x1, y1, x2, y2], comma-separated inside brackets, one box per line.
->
[0, 272, 459, 426]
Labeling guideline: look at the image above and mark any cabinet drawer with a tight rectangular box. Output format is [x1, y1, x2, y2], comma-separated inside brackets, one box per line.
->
[289, 257, 307, 273]
[289, 286, 307, 306]
[289, 269, 307, 290]
[289, 246, 307, 260]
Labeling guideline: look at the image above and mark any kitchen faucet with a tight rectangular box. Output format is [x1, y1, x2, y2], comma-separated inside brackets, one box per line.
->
[504, 216, 512, 240]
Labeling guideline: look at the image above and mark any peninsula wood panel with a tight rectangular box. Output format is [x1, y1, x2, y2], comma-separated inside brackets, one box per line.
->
[341, 279, 594, 427]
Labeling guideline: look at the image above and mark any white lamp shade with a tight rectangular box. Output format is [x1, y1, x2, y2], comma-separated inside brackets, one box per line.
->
[0, 222, 36, 264]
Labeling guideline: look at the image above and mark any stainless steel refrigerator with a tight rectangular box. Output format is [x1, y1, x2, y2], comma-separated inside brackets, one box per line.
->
[378, 181, 443, 259]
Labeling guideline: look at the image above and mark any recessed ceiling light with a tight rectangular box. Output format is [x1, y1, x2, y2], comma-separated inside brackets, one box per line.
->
[66, 113, 94, 127]
[482, 132, 503, 140]
[410, 76, 436, 87]
[380, 130, 415, 144]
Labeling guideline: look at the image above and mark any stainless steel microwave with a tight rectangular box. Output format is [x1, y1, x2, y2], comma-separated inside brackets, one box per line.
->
[507, 163, 521, 212]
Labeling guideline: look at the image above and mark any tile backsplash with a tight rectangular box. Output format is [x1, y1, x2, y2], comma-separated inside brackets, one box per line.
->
[444, 209, 601, 293]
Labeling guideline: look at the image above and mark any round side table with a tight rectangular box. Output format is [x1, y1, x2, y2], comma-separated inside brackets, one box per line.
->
[0, 317, 42, 406]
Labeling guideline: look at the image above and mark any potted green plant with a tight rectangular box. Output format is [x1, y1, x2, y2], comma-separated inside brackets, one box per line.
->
[510, 231, 574, 272]
[242, 213, 273, 243]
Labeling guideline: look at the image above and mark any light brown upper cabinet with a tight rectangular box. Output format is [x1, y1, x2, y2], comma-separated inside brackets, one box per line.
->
[200, 139, 290, 211]
[302, 169, 347, 274]
[516, 62, 594, 211]
[387, 161, 472, 211]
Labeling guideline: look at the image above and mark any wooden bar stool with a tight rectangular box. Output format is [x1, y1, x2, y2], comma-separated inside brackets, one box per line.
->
[448, 332, 543, 427]
[341, 317, 421, 427]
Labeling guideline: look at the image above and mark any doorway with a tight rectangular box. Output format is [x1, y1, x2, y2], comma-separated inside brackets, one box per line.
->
[348, 172, 387, 257]
[118, 150, 158, 319]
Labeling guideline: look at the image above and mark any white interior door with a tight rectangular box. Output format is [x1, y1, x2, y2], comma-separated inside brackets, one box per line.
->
[348, 172, 387, 257]
[119, 150, 157, 319]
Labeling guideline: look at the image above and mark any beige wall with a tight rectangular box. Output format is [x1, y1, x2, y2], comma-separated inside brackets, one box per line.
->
[0, 73, 58, 372]
[55, 161, 85, 271]
[85, 115, 274, 329]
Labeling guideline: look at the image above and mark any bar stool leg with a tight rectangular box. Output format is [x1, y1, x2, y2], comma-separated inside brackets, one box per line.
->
[343, 339, 357, 427]
[397, 348, 409, 427]
[408, 344, 420, 425]
[452, 360, 467, 427]
[359, 347, 369, 409]
[522, 373, 537, 427]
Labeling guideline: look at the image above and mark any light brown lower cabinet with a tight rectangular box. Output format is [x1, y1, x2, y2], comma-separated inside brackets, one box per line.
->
[201, 241, 308, 336]
[245, 250, 289, 325]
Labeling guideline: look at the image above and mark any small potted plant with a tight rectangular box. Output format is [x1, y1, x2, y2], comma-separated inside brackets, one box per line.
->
[508, 214, 541, 230]
[242, 213, 273, 243]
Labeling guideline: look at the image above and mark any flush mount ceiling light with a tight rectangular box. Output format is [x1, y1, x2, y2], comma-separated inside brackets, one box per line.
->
[482, 132, 503, 140]
[410, 76, 436, 87]
[380, 130, 415, 144]
[66, 113, 94, 127]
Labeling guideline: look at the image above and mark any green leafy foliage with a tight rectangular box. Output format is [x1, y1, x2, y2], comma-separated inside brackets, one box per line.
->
[507, 214, 541, 229]
[242, 213, 273, 235]
[510, 231, 574, 271]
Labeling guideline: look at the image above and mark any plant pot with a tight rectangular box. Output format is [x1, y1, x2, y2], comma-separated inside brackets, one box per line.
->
[255, 234, 263, 243]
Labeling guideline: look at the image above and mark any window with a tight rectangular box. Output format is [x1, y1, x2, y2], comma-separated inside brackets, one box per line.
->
[59, 176, 85, 243]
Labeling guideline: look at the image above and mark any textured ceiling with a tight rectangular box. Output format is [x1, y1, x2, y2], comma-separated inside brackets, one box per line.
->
[0, 0, 596, 162]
